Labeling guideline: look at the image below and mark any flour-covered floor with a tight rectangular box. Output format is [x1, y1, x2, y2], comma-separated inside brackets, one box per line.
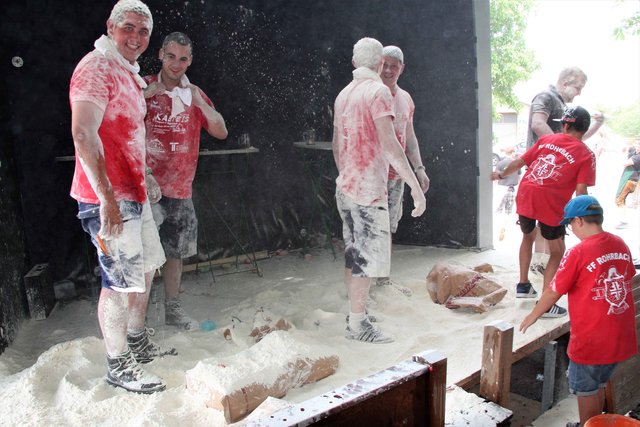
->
[0, 149, 637, 426]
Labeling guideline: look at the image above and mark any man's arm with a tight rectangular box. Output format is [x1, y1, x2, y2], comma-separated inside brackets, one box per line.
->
[530, 111, 554, 138]
[575, 183, 588, 196]
[404, 120, 430, 193]
[582, 112, 605, 141]
[374, 116, 426, 217]
[191, 84, 228, 140]
[71, 101, 123, 238]
[490, 157, 526, 181]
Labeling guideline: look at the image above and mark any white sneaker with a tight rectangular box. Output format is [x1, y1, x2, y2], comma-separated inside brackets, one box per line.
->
[376, 277, 413, 297]
[106, 350, 165, 394]
[165, 298, 200, 331]
[345, 318, 393, 343]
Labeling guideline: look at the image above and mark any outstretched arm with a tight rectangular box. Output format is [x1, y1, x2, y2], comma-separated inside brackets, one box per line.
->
[520, 288, 562, 333]
[490, 157, 526, 181]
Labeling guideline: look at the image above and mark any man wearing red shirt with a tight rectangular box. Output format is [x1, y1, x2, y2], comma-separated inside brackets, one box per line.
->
[332, 37, 426, 343]
[520, 195, 637, 425]
[492, 106, 596, 317]
[70, 0, 168, 393]
[144, 32, 228, 330]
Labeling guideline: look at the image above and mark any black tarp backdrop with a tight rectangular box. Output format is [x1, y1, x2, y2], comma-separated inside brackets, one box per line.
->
[0, 0, 480, 349]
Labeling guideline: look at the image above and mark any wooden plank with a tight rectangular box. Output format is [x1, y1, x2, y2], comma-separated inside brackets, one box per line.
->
[511, 321, 570, 364]
[456, 321, 570, 390]
[181, 250, 270, 273]
[247, 350, 447, 426]
[415, 350, 448, 426]
[479, 320, 513, 407]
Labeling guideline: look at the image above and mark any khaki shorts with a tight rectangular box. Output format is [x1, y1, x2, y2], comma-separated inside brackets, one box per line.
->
[336, 190, 391, 278]
[78, 200, 166, 293]
[387, 178, 405, 233]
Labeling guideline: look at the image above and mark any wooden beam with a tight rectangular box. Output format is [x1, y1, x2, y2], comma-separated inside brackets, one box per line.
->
[181, 250, 270, 273]
[479, 320, 513, 407]
[414, 350, 447, 426]
[250, 350, 447, 426]
[456, 320, 570, 390]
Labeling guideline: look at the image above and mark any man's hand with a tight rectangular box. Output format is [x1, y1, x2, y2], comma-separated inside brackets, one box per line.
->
[410, 188, 427, 217]
[490, 171, 501, 181]
[592, 112, 605, 124]
[416, 169, 430, 193]
[146, 174, 162, 203]
[144, 81, 166, 99]
[190, 84, 206, 107]
[99, 198, 123, 239]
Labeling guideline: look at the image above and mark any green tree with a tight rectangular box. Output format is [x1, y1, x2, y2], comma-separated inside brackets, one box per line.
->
[490, 0, 539, 111]
[614, 0, 640, 39]
[608, 101, 640, 137]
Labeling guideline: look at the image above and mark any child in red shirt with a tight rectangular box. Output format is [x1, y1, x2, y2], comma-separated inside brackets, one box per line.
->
[520, 195, 637, 426]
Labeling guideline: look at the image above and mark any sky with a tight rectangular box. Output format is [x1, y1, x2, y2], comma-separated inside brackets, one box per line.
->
[515, 0, 640, 111]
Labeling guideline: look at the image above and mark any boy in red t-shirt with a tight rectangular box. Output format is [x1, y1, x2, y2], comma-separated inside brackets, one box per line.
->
[520, 195, 637, 426]
[491, 106, 596, 318]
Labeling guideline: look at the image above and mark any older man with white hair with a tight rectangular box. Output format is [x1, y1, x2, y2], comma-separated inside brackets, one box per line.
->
[375, 45, 430, 297]
[332, 37, 426, 343]
[69, 0, 171, 393]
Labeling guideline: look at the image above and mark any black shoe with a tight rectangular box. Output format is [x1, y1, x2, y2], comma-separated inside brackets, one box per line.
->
[541, 303, 567, 318]
[516, 282, 538, 298]
[106, 350, 166, 394]
[127, 328, 177, 364]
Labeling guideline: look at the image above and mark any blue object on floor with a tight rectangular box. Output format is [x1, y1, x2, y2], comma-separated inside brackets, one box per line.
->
[200, 320, 217, 331]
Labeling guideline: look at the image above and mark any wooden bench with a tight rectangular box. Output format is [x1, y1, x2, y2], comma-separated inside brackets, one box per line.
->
[247, 350, 447, 426]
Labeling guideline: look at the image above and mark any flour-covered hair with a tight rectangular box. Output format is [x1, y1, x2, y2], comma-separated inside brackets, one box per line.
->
[352, 37, 383, 70]
[382, 45, 404, 64]
[163, 32, 193, 50]
[109, 0, 153, 30]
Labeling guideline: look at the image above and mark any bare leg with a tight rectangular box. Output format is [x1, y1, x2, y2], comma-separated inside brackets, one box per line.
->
[343, 267, 352, 298]
[97, 288, 129, 357]
[349, 275, 371, 314]
[543, 237, 565, 292]
[519, 229, 537, 283]
[533, 232, 547, 254]
[163, 258, 183, 300]
[577, 388, 606, 424]
[127, 271, 155, 333]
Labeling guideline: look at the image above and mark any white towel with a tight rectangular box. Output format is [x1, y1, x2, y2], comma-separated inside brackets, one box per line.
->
[93, 35, 147, 89]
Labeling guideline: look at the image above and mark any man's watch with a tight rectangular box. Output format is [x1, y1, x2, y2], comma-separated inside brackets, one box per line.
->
[414, 165, 426, 173]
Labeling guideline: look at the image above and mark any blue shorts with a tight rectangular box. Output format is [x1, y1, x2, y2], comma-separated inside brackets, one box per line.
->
[336, 190, 391, 278]
[568, 360, 617, 396]
[78, 200, 165, 293]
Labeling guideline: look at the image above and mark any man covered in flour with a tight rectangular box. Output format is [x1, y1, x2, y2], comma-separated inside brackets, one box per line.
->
[69, 0, 171, 394]
[333, 37, 426, 343]
[144, 32, 228, 330]
[375, 45, 430, 297]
